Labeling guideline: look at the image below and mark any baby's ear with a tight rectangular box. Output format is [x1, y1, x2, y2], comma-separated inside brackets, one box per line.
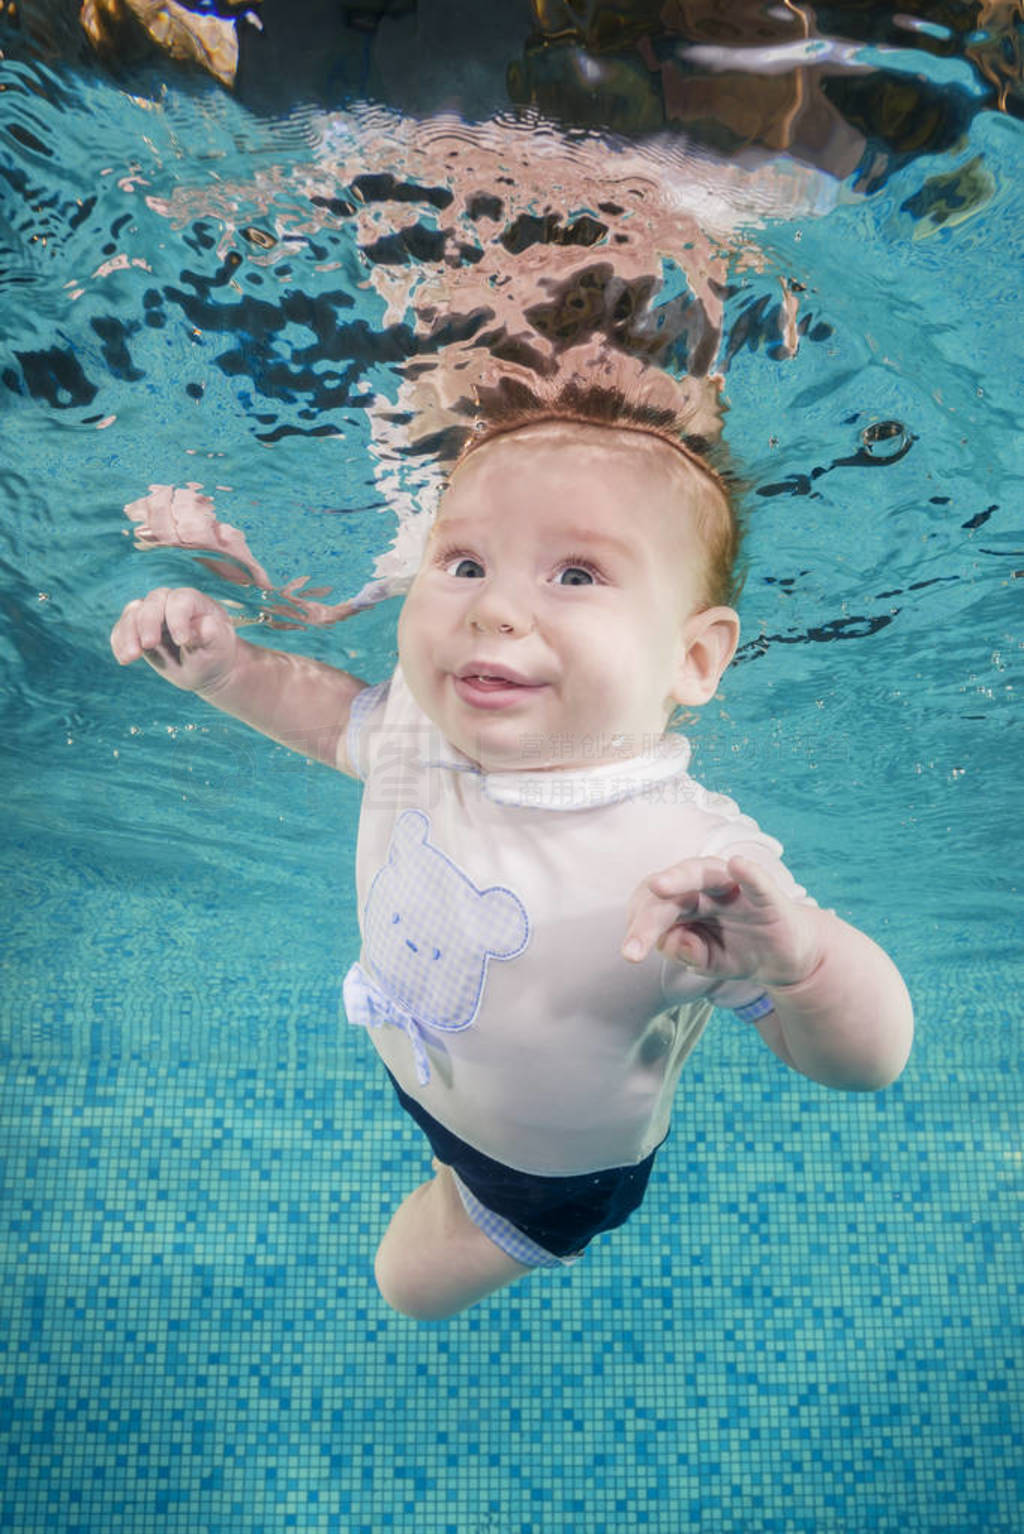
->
[671, 606, 741, 707]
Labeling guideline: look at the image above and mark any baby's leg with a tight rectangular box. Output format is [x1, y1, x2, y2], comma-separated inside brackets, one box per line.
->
[374, 1162, 533, 1320]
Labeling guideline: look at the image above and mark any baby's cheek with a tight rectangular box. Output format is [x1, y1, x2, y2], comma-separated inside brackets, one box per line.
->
[395, 598, 417, 657]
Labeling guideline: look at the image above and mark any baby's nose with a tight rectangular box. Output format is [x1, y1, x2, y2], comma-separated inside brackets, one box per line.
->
[466, 582, 533, 637]
[470, 614, 516, 635]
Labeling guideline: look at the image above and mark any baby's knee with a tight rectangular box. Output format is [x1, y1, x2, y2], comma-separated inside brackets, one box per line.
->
[373, 1240, 456, 1323]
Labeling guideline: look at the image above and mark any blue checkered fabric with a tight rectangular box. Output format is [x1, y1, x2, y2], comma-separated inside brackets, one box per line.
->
[450, 1171, 583, 1270]
[345, 810, 530, 1084]
[343, 962, 435, 1084]
[344, 678, 390, 778]
[732, 992, 775, 1024]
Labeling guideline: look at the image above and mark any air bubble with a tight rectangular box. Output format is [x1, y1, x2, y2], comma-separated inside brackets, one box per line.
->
[860, 420, 910, 459]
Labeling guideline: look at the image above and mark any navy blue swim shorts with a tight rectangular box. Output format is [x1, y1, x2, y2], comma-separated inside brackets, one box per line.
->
[386, 1070, 662, 1259]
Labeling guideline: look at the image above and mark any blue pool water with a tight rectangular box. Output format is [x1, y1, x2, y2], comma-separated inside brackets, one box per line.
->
[1, 12, 1022, 1532]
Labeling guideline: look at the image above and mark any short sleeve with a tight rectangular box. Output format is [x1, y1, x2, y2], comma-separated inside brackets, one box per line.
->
[343, 679, 390, 781]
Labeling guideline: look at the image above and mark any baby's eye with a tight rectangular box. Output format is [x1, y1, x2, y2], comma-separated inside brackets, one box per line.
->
[556, 564, 598, 587]
[445, 555, 485, 579]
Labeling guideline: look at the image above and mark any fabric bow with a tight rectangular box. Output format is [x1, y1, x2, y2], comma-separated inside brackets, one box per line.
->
[343, 962, 434, 1085]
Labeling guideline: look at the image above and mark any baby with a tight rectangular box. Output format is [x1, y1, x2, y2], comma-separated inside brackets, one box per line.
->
[110, 383, 914, 1321]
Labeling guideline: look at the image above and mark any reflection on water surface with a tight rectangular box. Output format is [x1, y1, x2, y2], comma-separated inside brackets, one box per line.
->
[0, 1, 1020, 943]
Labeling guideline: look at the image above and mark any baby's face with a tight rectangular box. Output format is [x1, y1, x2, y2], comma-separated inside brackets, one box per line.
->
[398, 421, 737, 772]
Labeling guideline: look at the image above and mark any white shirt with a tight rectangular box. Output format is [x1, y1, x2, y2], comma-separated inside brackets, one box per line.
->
[343, 667, 809, 1177]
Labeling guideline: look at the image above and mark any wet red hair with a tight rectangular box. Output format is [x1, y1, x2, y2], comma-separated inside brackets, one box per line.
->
[458, 377, 744, 606]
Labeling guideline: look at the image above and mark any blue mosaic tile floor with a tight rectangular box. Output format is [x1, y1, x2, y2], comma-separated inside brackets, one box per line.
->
[2, 971, 1021, 1533]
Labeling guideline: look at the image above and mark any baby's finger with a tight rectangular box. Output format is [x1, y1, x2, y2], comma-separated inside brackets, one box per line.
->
[724, 855, 785, 906]
[129, 587, 175, 654]
[646, 857, 737, 903]
[622, 858, 739, 963]
[655, 922, 713, 969]
[643, 859, 738, 914]
[110, 599, 145, 663]
[162, 586, 213, 651]
[621, 890, 699, 963]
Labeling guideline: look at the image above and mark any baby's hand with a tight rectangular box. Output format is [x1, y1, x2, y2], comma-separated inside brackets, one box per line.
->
[110, 586, 239, 694]
[621, 855, 822, 989]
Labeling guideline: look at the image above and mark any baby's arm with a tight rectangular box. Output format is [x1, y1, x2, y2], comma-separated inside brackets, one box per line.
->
[622, 857, 913, 1091]
[110, 586, 368, 773]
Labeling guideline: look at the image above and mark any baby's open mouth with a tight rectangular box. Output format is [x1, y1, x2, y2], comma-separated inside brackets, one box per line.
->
[463, 673, 526, 689]
[456, 663, 540, 688]
[453, 666, 546, 705]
